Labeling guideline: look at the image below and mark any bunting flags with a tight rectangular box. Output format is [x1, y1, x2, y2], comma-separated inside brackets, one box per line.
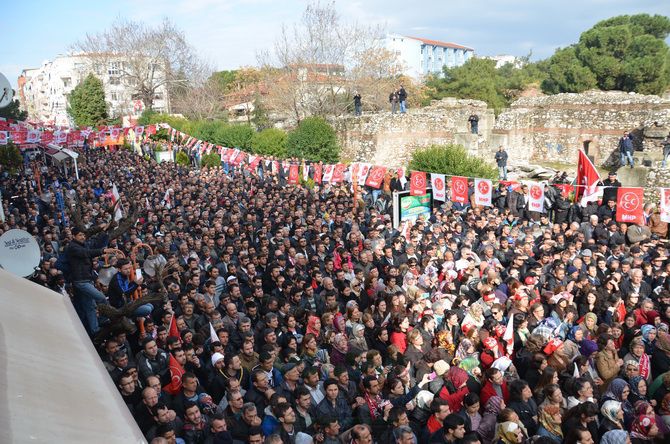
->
[410, 171, 427, 196]
[616, 187, 644, 224]
[431, 174, 446, 201]
[474, 179, 493, 207]
[451, 176, 468, 203]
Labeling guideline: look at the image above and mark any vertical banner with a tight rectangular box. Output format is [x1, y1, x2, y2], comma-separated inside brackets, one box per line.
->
[398, 167, 407, 189]
[314, 163, 322, 184]
[527, 181, 545, 212]
[474, 178, 493, 207]
[410, 171, 427, 196]
[332, 163, 345, 183]
[323, 164, 334, 183]
[451, 176, 469, 204]
[0, 131, 7, 145]
[365, 166, 387, 189]
[616, 187, 644, 224]
[660, 188, 670, 223]
[358, 163, 372, 185]
[288, 164, 300, 184]
[302, 161, 310, 181]
[431, 174, 446, 202]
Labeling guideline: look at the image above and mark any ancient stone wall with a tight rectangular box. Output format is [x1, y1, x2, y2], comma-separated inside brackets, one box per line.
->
[333, 98, 494, 168]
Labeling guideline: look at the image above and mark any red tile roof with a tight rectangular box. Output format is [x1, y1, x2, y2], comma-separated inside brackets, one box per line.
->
[405, 36, 474, 51]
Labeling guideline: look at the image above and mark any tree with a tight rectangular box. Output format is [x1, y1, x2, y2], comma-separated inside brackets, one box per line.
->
[541, 47, 598, 94]
[286, 116, 339, 162]
[73, 18, 206, 111]
[409, 145, 497, 179]
[67, 74, 108, 126]
[200, 152, 221, 168]
[215, 124, 254, 150]
[251, 94, 271, 131]
[0, 142, 23, 173]
[0, 99, 27, 121]
[251, 128, 288, 157]
[175, 151, 190, 167]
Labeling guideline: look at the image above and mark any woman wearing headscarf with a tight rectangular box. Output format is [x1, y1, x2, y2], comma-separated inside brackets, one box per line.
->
[630, 414, 660, 444]
[578, 312, 598, 340]
[453, 338, 478, 365]
[629, 375, 654, 406]
[477, 395, 505, 444]
[438, 366, 470, 412]
[462, 303, 485, 330]
[305, 315, 321, 339]
[330, 333, 348, 367]
[495, 421, 525, 444]
[598, 400, 625, 436]
[434, 329, 456, 363]
[624, 337, 652, 382]
[600, 430, 631, 444]
[641, 324, 657, 356]
[536, 404, 563, 443]
[602, 378, 635, 429]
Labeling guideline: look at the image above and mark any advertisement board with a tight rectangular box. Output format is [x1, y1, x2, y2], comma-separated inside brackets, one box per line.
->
[393, 190, 433, 228]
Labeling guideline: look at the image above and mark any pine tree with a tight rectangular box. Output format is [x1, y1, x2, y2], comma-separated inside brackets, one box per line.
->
[67, 74, 108, 126]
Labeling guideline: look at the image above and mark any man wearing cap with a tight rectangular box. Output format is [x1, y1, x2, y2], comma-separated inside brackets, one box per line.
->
[601, 171, 621, 206]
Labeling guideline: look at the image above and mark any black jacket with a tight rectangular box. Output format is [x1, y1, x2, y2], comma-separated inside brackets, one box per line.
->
[65, 240, 104, 282]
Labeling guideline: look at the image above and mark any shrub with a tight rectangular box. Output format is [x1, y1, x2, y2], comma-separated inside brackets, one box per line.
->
[409, 144, 497, 179]
[0, 143, 23, 173]
[287, 117, 339, 163]
[200, 152, 221, 168]
[251, 128, 288, 157]
[215, 124, 254, 151]
[175, 151, 190, 167]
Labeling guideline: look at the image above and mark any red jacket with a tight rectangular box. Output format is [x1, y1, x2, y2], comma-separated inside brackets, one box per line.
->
[480, 380, 509, 408]
[427, 415, 443, 435]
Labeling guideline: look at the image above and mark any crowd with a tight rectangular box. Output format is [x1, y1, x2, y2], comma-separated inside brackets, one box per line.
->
[3, 141, 670, 444]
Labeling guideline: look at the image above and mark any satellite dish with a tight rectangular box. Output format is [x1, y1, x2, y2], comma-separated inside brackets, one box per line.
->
[0, 229, 41, 277]
[0, 73, 14, 109]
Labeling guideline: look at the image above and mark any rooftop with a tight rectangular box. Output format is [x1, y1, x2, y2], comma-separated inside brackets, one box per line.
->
[405, 36, 474, 51]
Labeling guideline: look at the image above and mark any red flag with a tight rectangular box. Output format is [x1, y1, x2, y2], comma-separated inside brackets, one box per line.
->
[365, 166, 387, 189]
[451, 176, 469, 203]
[41, 131, 54, 144]
[410, 171, 427, 196]
[288, 164, 300, 184]
[332, 163, 345, 183]
[163, 353, 185, 395]
[616, 187, 644, 225]
[168, 315, 180, 342]
[314, 164, 322, 184]
[576, 149, 600, 203]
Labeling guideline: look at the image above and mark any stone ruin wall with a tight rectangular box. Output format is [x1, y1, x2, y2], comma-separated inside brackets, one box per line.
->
[335, 91, 670, 169]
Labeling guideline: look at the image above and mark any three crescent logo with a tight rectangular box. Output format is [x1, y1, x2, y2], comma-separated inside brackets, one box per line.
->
[620, 192, 640, 212]
[478, 181, 490, 194]
[434, 177, 444, 190]
[412, 174, 425, 188]
[453, 180, 466, 194]
[530, 185, 542, 200]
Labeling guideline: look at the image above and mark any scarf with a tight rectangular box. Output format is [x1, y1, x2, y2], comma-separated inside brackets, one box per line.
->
[601, 430, 630, 444]
[538, 405, 563, 438]
[629, 376, 647, 400]
[364, 391, 382, 420]
[306, 316, 321, 338]
[600, 400, 623, 428]
[638, 350, 651, 380]
[631, 414, 656, 440]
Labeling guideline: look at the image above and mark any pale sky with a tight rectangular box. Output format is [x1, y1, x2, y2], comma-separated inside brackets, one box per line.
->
[3, 0, 669, 87]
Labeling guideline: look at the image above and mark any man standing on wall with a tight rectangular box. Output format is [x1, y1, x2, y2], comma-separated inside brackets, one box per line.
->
[494, 146, 508, 180]
[468, 113, 479, 134]
[389, 90, 398, 114]
[618, 131, 635, 168]
[353, 91, 362, 117]
[398, 85, 407, 114]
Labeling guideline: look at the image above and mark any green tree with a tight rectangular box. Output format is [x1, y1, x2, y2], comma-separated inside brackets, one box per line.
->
[251, 95, 271, 131]
[286, 117, 339, 162]
[67, 74, 108, 126]
[251, 128, 288, 157]
[200, 152, 221, 168]
[409, 144, 497, 179]
[210, 70, 238, 92]
[0, 142, 23, 173]
[215, 124, 254, 150]
[175, 151, 190, 167]
[541, 47, 598, 94]
[0, 99, 28, 121]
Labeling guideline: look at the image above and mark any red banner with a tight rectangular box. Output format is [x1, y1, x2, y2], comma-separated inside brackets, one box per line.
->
[451, 176, 469, 203]
[365, 166, 387, 189]
[41, 131, 54, 144]
[288, 164, 299, 184]
[314, 164, 322, 184]
[616, 187, 644, 225]
[332, 163, 345, 183]
[410, 171, 427, 196]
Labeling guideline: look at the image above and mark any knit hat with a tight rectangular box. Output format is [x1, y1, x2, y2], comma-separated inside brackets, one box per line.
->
[433, 360, 450, 376]
[210, 352, 225, 366]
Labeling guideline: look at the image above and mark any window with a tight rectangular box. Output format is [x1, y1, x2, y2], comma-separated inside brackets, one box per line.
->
[110, 92, 118, 101]
[108, 61, 121, 76]
[62, 77, 71, 88]
[109, 77, 121, 85]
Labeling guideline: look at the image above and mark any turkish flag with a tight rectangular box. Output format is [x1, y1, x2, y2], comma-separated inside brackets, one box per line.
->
[410, 171, 427, 196]
[288, 164, 300, 184]
[451, 176, 469, 203]
[365, 166, 387, 189]
[616, 187, 644, 224]
[314, 164, 322, 184]
[576, 149, 600, 203]
[332, 163, 345, 183]
[163, 353, 185, 395]
[9, 130, 26, 144]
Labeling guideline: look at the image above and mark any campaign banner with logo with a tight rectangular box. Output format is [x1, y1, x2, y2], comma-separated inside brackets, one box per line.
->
[474, 178, 493, 207]
[288, 164, 300, 184]
[616, 187, 644, 224]
[451, 176, 468, 203]
[431, 174, 446, 202]
[0, 131, 7, 145]
[332, 163, 345, 183]
[313, 164, 322, 184]
[660, 188, 670, 223]
[365, 166, 387, 189]
[322, 164, 334, 183]
[410, 171, 427, 196]
[26, 130, 41, 143]
[358, 163, 372, 186]
[527, 181, 545, 212]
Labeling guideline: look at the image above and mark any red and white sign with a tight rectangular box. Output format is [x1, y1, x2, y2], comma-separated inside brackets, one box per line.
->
[576, 149, 601, 204]
[410, 171, 427, 196]
[332, 163, 345, 183]
[451, 176, 469, 203]
[110, 128, 121, 139]
[358, 163, 372, 185]
[527, 181, 545, 212]
[0, 131, 7, 145]
[474, 178, 493, 207]
[314, 164, 322, 184]
[365, 166, 387, 189]
[660, 188, 670, 223]
[323, 164, 334, 183]
[26, 130, 41, 143]
[55, 131, 67, 144]
[288, 164, 300, 184]
[616, 187, 644, 224]
[431, 174, 446, 202]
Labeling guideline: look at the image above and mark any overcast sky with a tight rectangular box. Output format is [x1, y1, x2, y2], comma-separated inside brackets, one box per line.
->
[3, 0, 669, 88]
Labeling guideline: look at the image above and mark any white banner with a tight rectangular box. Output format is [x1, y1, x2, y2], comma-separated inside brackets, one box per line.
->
[660, 188, 670, 223]
[527, 181, 545, 212]
[474, 178, 493, 207]
[322, 164, 334, 183]
[26, 130, 41, 143]
[431, 174, 446, 201]
[357, 163, 371, 186]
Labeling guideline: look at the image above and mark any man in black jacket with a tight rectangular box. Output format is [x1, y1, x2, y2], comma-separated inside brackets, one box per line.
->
[67, 227, 115, 336]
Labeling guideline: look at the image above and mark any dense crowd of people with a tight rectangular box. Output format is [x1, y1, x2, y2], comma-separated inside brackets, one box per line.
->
[3, 142, 670, 444]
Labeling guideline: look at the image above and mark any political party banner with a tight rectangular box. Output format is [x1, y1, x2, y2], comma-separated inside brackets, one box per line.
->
[26, 130, 41, 143]
[451, 176, 468, 203]
[660, 188, 670, 223]
[616, 187, 644, 224]
[0, 131, 7, 145]
[527, 181, 545, 212]
[410, 171, 427, 196]
[332, 163, 345, 183]
[313, 164, 322, 184]
[323, 164, 334, 183]
[431, 174, 446, 202]
[358, 163, 372, 186]
[365, 166, 387, 189]
[288, 164, 300, 185]
[474, 178, 493, 207]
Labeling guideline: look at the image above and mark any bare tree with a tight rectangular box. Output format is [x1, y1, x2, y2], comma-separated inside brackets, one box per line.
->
[259, 1, 404, 120]
[72, 18, 205, 111]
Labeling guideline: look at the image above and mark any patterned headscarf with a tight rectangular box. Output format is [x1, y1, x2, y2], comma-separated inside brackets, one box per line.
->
[484, 395, 505, 415]
[538, 404, 563, 438]
[600, 430, 630, 444]
[600, 400, 622, 426]
[603, 378, 629, 402]
[631, 414, 657, 440]
[641, 324, 657, 345]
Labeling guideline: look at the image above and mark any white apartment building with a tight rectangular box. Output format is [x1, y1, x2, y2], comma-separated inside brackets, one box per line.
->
[385, 34, 474, 79]
[19, 54, 170, 126]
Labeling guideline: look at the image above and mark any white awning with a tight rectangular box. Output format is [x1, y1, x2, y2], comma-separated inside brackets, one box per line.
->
[0, 269, 146, 443]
